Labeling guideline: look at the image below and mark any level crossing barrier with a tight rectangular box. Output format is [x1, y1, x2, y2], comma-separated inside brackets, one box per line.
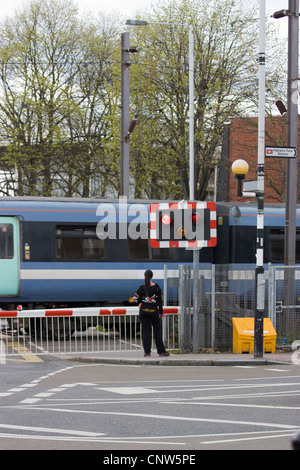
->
[0, 306, 179, 358]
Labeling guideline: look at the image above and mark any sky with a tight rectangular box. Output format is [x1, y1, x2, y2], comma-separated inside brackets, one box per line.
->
[0, 0, 290, 24]
[0, 0, 290, 51]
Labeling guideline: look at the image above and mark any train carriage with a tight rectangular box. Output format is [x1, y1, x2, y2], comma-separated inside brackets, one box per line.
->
[0, 196, 299, 338]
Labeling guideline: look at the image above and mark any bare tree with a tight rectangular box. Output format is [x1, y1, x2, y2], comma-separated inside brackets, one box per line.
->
[0, 0, 121, 197]
[128, 0, 283, 200]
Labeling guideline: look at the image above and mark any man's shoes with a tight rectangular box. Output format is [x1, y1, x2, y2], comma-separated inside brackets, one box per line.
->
[159, 352, 170, 357]
[144, 354, 151, 357]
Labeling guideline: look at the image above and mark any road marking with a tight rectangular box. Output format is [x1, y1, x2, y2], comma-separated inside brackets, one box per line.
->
[18, 405, 300, 431]
[234, 366, 257, 369]
[20, 383, 39, 387]
[6, 341, 43, 363]
[0, 340, 5, 364]
[0, 423, 105, 437]
[234, 374, 300, 381]
[34, 392, 56, 398]
[202, 432, 295, 445]
[184, 401, 300, 411]
[191, 389, 300, 401]
[19, 398, 41, 404]
[97, 387, 157, 395]
[0, 432, 183, 445]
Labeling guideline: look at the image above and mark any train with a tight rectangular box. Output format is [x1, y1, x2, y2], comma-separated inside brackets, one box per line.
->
[0, 196, 299, 340]
[0, 196, 299, 310]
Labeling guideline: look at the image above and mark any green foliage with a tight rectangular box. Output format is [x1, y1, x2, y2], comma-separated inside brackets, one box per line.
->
[0, 0, 285, 199]
[128, 0, 260, 199]
[0, 0, 121, 196]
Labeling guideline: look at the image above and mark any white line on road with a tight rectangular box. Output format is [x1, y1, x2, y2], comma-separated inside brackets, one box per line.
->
[202, 432, 295, 446]
[0, 423, 105, 437]
[16, 405, 300, 431]
[0, 432, 184, 445]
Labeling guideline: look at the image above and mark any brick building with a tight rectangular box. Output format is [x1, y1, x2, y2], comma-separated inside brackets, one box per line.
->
[217, 116, 300, 203]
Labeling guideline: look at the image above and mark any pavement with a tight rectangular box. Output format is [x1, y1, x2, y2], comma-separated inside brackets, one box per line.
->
[63, 349, 296, 367]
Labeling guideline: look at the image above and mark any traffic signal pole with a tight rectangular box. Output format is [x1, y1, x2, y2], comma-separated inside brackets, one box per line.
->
[271, 1, 299, 354]
[284, 0, 299, 268]
[284, 0, 299, 320]
[187, 28, 201, 353]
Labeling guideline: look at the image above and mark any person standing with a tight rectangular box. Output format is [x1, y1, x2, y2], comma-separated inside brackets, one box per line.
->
[133, 270, 169, 357]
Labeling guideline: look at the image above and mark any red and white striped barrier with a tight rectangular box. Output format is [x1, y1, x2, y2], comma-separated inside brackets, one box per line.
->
[0, 306, 180, 318]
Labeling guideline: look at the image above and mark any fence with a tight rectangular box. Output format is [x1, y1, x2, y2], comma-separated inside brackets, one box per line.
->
[171, 264, 300, 352]
[268, 265, 300, 345]
[1, 264, 300, 357]
[0, 306, 179, 357]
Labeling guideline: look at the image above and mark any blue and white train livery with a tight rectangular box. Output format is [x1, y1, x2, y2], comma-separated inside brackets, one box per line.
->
[0, 197, 299, 310]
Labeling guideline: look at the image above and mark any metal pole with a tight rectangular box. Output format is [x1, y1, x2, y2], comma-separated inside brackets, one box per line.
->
[284, 0, 299, 266]
[254, 0, 266, 359]
[211, 264, 216, 349]
[192, 249, 199, 352]
[283, 0, 299, 335]
[121, 32, 130, 197]
[187, 27, 200, 352]
[189, 27, 194, 200]
[163, 264, 168, 343]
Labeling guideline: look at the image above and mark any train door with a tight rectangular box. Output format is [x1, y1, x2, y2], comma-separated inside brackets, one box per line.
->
[0, 217, 19, 295]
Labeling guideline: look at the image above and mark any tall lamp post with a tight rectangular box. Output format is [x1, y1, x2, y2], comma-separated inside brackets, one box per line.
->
[120, 31, 139, 197]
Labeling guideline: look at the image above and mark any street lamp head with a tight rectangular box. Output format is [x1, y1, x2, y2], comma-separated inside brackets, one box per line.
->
[232, 159, 249, 197]
[275, 98, 287, 116]
[271, 9, 289, 19]
[126, 19, 148, 26]
[231, 159, 249, 176]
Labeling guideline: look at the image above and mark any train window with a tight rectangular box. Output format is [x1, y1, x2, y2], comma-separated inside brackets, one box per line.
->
[128, 238, 176, 260]
[269, 229, 300, 262]
[128, 238, 149, 259]
[152, 246, 177, 260]
[56, 226, 106, 260]
[0, 224, 13, 259]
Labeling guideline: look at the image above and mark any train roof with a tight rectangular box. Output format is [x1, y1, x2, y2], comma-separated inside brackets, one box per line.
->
[0, 196, 150, 223]
[0, 197, 299, 226]
[218, 201, 300, 226]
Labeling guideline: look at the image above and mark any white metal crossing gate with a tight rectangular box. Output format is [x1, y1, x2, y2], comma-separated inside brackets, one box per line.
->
[0, 306, 180, 357]
[268, 265, 300, 343]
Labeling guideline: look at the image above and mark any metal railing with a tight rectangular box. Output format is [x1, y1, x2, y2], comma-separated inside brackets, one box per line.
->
[0, 306, 179, 357]
[268, 265, 300, 344]
[2, 264, 300, 358]
[175, 263, 300, 352]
